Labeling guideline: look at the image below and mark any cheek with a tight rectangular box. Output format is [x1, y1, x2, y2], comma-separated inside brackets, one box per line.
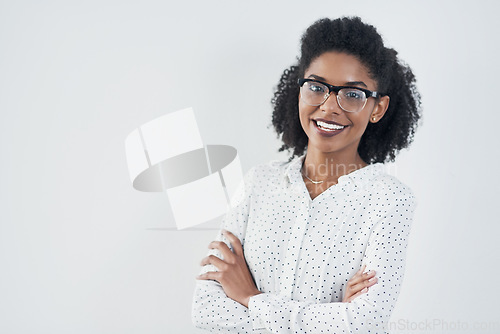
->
[351, 105, 374, 126]
[298, 109, 307, 129]
[298, 104, 313, 127]
[349, 114, 371, 134]
[349, 116, 366, 129]
[298, 112, 312, 137]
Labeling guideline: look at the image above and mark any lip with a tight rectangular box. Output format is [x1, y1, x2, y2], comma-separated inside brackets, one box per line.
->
[313, 118, 348, 127]
[312, 118, 349, 137]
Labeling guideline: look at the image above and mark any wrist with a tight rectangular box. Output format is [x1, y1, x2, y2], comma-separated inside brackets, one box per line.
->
[242, 290, 262, 308]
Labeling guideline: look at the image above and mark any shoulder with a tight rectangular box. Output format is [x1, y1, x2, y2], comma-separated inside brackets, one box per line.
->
[244, 158, 294, 183]
[365, 167, 418, 210]
[255, 158, 291, 173]
[236, 157, 297, 199]
[361, 169, 418, 236]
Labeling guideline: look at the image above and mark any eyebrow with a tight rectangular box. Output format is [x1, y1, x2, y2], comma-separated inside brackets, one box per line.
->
[307, 74, 368, 88]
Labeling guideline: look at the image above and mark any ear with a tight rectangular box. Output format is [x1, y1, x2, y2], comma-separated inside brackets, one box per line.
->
[370, 95, 390, 123]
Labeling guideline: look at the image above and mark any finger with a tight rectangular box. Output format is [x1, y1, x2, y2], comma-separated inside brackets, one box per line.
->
[347, 269, 376, 286]
[350, 276, 378, 293]
[346, 287, 368, 303]
[358, 264, 366, 274]
[222, 230, 244, 257]
[200, 255, 226, 269]
[208, 240, 234, 260]
[196, 271, 222, 282]
[363, 269, 376, 278]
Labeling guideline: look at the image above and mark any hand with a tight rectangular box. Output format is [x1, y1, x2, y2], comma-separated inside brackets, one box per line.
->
[196, 230, 262, 308]
[342, 264, 378, 303]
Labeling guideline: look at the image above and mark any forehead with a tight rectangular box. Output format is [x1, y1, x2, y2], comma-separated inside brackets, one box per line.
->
[304, 51, 376, 87]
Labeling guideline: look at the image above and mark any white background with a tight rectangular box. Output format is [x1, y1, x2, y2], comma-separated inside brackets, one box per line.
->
[1, 0, 499, 333]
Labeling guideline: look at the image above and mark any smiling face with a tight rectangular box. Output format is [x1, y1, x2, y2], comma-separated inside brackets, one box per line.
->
[299, 51, 389, 164]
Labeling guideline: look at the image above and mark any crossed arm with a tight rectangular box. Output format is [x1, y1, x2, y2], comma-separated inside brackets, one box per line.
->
[197, 230, 376, 308]
[192, 229, 383, 333]
[191, 167, 415, 333]
[192, 198, 414, 333]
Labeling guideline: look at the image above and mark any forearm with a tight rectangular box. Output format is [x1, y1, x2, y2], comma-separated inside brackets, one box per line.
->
[192, 229, 264, 332]
[248, 292, 390, 333]
[192, 280, 256, 332]
[247, 194, 415, 333]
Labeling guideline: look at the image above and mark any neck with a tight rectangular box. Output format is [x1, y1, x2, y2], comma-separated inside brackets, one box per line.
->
[302, 146, 368, 182]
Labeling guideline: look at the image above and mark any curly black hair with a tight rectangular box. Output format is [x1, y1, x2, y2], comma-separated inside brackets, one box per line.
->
[271, 17, 422, 164]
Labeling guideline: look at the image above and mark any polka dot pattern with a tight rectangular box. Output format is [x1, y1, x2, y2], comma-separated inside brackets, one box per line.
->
[192, 154, 417, 333]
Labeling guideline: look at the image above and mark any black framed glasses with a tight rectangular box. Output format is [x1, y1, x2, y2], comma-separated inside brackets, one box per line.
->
[298, 78, 385, 113]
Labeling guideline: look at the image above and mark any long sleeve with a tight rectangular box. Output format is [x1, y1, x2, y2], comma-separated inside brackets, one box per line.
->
[246, 190, 417, 333]
[191, 167, 260, 333]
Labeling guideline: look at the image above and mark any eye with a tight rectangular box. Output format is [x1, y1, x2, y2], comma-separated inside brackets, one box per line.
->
[306, 82, 327, 94]
[343, 89, 365, 100]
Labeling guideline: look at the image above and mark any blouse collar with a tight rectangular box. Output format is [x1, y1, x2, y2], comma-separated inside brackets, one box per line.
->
[283, 153, 386, 190]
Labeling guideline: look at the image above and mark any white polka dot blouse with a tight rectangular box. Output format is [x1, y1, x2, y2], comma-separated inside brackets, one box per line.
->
[192, 154, 417, 333]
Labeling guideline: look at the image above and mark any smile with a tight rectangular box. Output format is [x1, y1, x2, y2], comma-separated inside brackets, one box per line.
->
[316, 120, 345, 131]
[313, 119, 348, 137]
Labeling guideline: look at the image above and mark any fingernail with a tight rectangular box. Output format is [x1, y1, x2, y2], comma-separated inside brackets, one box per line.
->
[361, 287, 368, 292]
[369, 277, 377, 282]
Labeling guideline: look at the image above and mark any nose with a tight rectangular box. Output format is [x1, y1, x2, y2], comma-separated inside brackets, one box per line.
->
[320, 93, 342, 114]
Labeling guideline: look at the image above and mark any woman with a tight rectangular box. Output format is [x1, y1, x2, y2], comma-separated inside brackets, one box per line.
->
[192, 16, 421, 333]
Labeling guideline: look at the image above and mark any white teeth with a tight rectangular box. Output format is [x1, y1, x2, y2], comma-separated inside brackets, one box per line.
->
[316, 120, 345, 131]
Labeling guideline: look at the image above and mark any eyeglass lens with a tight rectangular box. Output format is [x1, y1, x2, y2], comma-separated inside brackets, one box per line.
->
[301, 81, 367, 112]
